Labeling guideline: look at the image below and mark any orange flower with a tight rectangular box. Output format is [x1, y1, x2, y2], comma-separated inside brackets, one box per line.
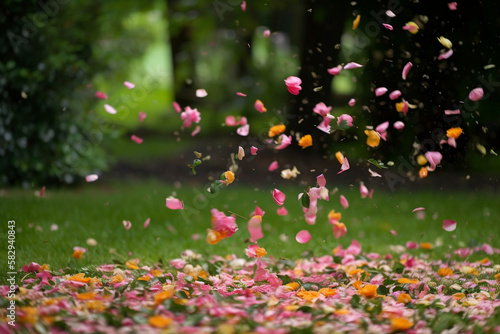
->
[77, 292, 97, 300]
[365, 130, 380, 148]
[453, 293, 465, 300]
[348, 269, 365, 276]
[86, 300, 106, 312]
[154, 288, 175, 305]
[285, 282, 300, 291]
[126, 260, 139, 270]
[39, 264, 50, 272]
[358, 284, 378, 298]
[150, 269, 163, 277]
[437, 267, 453, 277]
[296, 289, 321, 302]
[298, 134, 313, 149]
[398, 278, 419, 284]
[223, 171, 235, 185]
[138, 275, 151, 281]
[110, 274, 124, 284]
[268, 124, 286, 137]
[495, 273, 500, 282]
[68, 273, 91, 283]
[255, 247, 267, 258]
[446, 127, 463, 139]
[397, 293, 412, 304]
[335, 309, 350, 315]
[352, 15, 360, 30]
[353, 280, 363, 289]
[72, 250, 84, 259]
[478, 257, 490, 265]
[391, 317, 413, 332]
[420, 242, 433, 250]
[419, 167, 428, 178]
[149, 315, 172, 328]
[18, 306, 39, 325]
[319, 288, 337, 297]
[206, 228, 224, 245]
[328, 210, 342, 222]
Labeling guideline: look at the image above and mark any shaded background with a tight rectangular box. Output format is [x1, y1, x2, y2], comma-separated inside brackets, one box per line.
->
[1, 0, 499, 192]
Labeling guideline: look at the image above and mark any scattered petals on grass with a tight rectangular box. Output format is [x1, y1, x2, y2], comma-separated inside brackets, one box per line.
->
[122, 220, 132, 230]
[443, 219, 457, 232]
[295, 230, 311, 243]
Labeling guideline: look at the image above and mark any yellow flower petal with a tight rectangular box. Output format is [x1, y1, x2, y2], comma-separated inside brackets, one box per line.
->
[438, 36, 453, 49]
[268, 124, 286, 137]
[335, 151, 344, 164]
[446, 127, 462, 139]
[298, 134, 313, 149]
[352, 15, 360, 30]
[365, 130, 380, 148]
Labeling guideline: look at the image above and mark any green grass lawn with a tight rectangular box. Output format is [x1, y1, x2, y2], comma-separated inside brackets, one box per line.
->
[1, 181, 499, 283]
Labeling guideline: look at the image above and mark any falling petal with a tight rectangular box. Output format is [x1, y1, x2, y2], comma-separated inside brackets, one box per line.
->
[375, 87, 388, 96]
[393, 121, 405, 130]
[396, 101, 409, 116]
[348, 98, 356, 106]
[241, 0, 246, 11]
[365, 129, 381, 147]
[191, 126, 201, 137]
[277, 207, 288, 216]
[247, 215, 263, 242]
[327, 65, 342, 75]
[236, 92, 247, 97]
[376, 121, 389, 134]
[352, 15, 360, 30]
[131, 135, 143, 144]
[86, 174, 98, 182]
[238, 146, 245, 160]
[443, 220, 457, 232]
[123, 220, 132, 230]
[389, 90, 402, 100]
[173, 102, 181, 113]
[40, 186, 45, 198]
[254, 99, 267, 112]
[250, 146, 258, 155]
[95, 91, 107, 99]
[124, 81, 135, 89]
[274, 134, 292, 150]
[236, 124, 249, 136]
[166, 197, 184, 210]
[298, 134, 313, 149]
[448, 2, 457, 10]
[438, 49, 454, 60]
[344, 62, 363, 70]
[386, 10, 396, 17]
[138, 112, 147, 122]
[272, 188, 286, 206]
[368, 168, 382, 177]
[360, 183, 369, 198]
[196, 89, 208, 98]
[86, 238, 97, 246]
[390, 230, 397, 235]
[337, 114, 354, 127]
[338, 157, 350, 174]
[284, 76, 302, 95]
[296, 230, 311, 244]
[402, 62, 413, 80]
[412, 207, 425, 212]
[143, 218, 150, 229]
[403, 21, 419, 34]
[281, 166, 300, 179]
[268, 161, 279, 171]
[263, 29, 271, 38]
[335, 151, 344, 164]
[476, 143, 487, 155]
[333, 222, 347, 239]
[104, 104, 117, 115]
[444, 109, 461, 115]
[383, 23, 393, 30]
[425, 151, 443, 171]
[447, 127, 463, 139]
[317, 174, 326, 187]
[268, 124, 286, 137]
[469, 87, 484, 101]
[437, 36, 453, 49]
[340, 195, 349, 209]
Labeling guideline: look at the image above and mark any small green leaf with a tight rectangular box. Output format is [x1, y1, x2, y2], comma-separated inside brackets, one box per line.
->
[368, 158, 388, 169]
[377, 285, 390, 296]
[350, 294, 361, 308]
[301, 193, 310, 208]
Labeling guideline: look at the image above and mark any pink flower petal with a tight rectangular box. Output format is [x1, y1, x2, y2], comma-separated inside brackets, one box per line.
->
[438, 49, 454, 60]
[368, 168, 382, 177]
[238, 146, 245, 160]
[124, 81, 135, 89]
[123, 220, 132, 230]
[138, 112, 147, 122]
[40, 186, 46, 198]
[131, 135, 143, 144]
[263, 29, 271, 38]
[254, 99, 267, 112]
[268, 161, 279, 171]
[253, 206, 265, 217]
[337, 114, 354, 126]
[469, 87, 484, 101]
[327, 65, 342, 75]
[360, 183, 369, 198]
[375, 87, 388, 96]
[386, 10, 396, 17]
[241, 0, 246, 11]
[196, 89, 208, 98]
[316, 174, 326, 187]
[369, 189, 374, 199]
[85, 174, 98, 182]
[236, 92, 247, 97]
[406, 241, 418, 249]
[237, 124, 249, 136]
[443, 219, 457, 232]
[390, 229, 397, 235]
[340, 195, 349, 209]
[143, 218, 150, 229]
[393, 121, 405, 130]
[191, 125, 201, 137]
[296, 230, 311, 244]
[389, 90, 402, 100]
[343, 62, 363, 70]
[444, 109, 461, 115]
[277, 207, 288, 216]
[425, 151, 442, 171]
[448, 2, 457, 10]
[250, 146, 258, 155]
[376, 121, 389, 133]
[338, 157, 350, 174]
[272, 188, 285, 206]
[284, 76, 302, 95]
[104, 104, 117, 115]
[247, 215, 263, 242]
[173, 102, 181, 113]
[383, 23, 393, 30]
[166, 197, 184, 210]
[348, 98, 356, 106]
[275, 134, 292, 150]
[333, 222, 347, 239]
[402, 62, 413, 80]
[412, 207, 425, 212]
[95, 91, 108, 99]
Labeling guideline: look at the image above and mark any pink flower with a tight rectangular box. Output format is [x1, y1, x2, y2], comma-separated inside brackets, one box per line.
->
[389, 90, 402, 100]
[284, 76, 302, 95]
[237, 124, 249, 136]
[406, 241, 418, 249]
[273, 188, 286, 206]
[296, 230, 311, 244]
[247, 215, 263, 242]
[131, 135, 143, 144]
[360, 182, 369, 198]
[251, 206, 266, 218]
[211, 209, 238, 238]
[348, 98, 356, 106]
[424, 151, 442, 171]
[333, 222, 347, 239]
[327, 65, 342, 75]
[22, 262, 41, 273]
[250, 146, 258, 155]
[123, 220, 132, 230]
[95, 91, 107, 99]
[138, 112, 147, 122]
[274, 134, 292, 150]
[180, 106, 201, 128]
[170, 259, 186, 269]
[166, 197, 184, 210]
[344, 62, 363, 70]
[277, 207, 288, 216]
[402, 62, 413, 80]
[469, 87, 484, 101]
[268, 160, 279, 171]
[85, 174, 98, 182]
[375, 87, 388, 96]
[442, 219, 457, 232]
[337, 114, 353, 126]
[340, 195, 349, 209]
[124, 81, 135, 89]
[393, 121, 405, 130]
[196, 88, 207, 98]
[104, 104, 117, 115]
[313, 102, 332, 117]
